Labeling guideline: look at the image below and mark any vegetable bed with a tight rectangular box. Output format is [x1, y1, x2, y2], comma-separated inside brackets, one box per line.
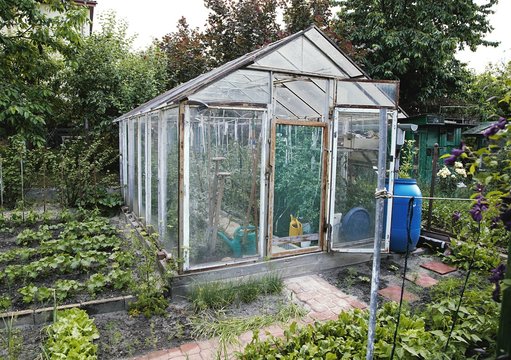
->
[0, 210, 134, 313]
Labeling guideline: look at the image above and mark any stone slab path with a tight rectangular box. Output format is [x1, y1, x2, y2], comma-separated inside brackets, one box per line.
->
[132, 275, 367, 360]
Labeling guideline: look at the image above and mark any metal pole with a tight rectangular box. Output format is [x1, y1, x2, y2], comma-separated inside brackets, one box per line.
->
[366, 108, 388, 359]
[427, 144, 439, 230]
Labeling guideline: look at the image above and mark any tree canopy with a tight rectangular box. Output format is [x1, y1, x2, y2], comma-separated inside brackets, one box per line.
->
[333, 0, 498, 114]
[0, 0, 88, 145]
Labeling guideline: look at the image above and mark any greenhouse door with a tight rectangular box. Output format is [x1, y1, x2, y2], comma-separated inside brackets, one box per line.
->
[329, 108, 393, 253]
[268, 120, 328, 257]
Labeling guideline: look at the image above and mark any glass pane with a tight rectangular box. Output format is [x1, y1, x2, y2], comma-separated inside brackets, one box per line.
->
[272, 124, 323, 254]
[336, 81, 398, 108]
[150, 115, 159, 232]
[133, 120, 139, 216]
[332, 111, 379, 249]
[190, 69, 270, 104]
[304, 28, 362, 77]
[273, 74, 327, 120]
[188, 108, 263, 267]
[254, 36, 345, 77]
[165, 108, 179, 255]
[140, 118, 146, 223]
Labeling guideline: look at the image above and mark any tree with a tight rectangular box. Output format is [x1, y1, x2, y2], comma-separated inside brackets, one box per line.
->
[203, 0, 282, 66]
[333, 0, 498, 114]
[466, 61, 511, 119]
[281, 0, 332, 34]
[63, 12, 167, 135]
[159, 17, 210, 90]
[0, 0, 88, 145]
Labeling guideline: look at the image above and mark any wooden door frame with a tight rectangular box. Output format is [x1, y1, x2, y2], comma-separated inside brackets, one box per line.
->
[267, 119, 329, 258]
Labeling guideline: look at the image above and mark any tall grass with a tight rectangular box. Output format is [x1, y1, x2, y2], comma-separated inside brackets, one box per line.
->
[189, 273, 283, 311]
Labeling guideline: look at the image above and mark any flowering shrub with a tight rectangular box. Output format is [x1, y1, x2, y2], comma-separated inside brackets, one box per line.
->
[440, 115, 511, 357]
[436, 161, 468, 194]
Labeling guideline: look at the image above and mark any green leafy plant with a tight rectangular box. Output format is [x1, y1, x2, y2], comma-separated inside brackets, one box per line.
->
[42, 308, 99, 360]
[398, 140, 418, 179]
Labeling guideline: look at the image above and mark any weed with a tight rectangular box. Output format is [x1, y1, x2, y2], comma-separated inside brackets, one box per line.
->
[191, 301, 306, 358]
[0, 315, 22, 360]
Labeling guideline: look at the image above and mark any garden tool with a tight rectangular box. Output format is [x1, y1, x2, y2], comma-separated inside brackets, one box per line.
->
[217, 226, 257, 258]
[289, 215, 303, 236]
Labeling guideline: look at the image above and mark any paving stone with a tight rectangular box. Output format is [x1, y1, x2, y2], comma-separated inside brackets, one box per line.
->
[420, 261, 456, 275]
[296, 291, 315, 301]
[147, 349, 169, 359]
[166, 348, 183, 358]
[378, 286, 419, 302]
[180, 342, 200, 355]
[186, 354, 202, 360]
[405, 272, 438, 288]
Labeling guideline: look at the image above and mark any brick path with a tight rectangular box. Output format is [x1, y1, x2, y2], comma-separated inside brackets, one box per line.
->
[132, 275, 367, 360]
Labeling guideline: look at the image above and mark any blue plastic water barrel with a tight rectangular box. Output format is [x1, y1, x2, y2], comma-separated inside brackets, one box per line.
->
[385, 178, 422, 253]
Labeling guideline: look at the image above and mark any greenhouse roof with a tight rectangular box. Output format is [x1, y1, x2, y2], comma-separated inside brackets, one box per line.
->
[115, 26, 368, 121]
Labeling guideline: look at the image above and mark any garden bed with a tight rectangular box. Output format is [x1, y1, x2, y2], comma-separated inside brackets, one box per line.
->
[0, 210, 135, 314]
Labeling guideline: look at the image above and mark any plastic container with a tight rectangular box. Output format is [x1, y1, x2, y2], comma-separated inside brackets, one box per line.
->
[385, 178, 422, 253]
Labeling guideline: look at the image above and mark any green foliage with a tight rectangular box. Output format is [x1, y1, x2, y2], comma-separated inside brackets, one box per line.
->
[63, 12, 167, 134]
[398, 140, 417, 179]
[0, 315, 22, 360]
[240, 288, 499, 360]
[0, 295, 12, 312]
[52, 136, 119, 209]
[43, 308, 99, 360]
[281, 0, 332, 33]
[466, 61, 511, 119]
[203, 0, 281, 66]
[127, 232, 173, 318]
[333, 0, 497, 114]
[0, 0, 87, 145]
[189, 274, 283, 311]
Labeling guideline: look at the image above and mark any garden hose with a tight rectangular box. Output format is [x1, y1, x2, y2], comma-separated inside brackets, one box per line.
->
[390, 196, 414, 360]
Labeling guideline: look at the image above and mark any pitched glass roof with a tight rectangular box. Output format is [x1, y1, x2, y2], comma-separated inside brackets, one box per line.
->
[115, 26, 366, 121]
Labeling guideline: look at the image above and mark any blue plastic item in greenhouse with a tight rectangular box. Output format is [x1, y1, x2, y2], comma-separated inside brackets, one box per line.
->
[341, 207, 371, 242]
[385, 178, 422, 253]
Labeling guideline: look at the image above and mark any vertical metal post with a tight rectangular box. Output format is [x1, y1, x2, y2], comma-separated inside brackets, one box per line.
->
[366, 108, 388, 359]
[427, 143, 439, 230]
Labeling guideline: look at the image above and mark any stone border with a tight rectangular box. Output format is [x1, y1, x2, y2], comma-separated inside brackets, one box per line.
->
[0, 295, 135, 328]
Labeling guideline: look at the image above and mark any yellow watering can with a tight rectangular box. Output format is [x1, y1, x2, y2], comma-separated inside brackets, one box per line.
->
[289, 215, 303, 236]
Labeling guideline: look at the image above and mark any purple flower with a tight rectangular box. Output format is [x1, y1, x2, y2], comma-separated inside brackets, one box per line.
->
[483, 118, 508, 137]
[469, 196, 488, 222]
[452, 211, 461, 222]
[444, 142, 466, 165]
[475, 183, 485, 193]
[497, 117, 507, 130]
[489, 264, 506, 302]
[444, 154, 457, 166]
[483, 126, 499, 137]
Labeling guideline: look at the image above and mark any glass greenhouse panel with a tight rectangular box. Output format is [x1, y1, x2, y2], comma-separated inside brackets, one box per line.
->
[133, 119, 139, 216]
[150, 114, 159, 232]
[332, 110, 380, 249]
[273, 74, 327, 120]
[190, 69, 270, 104]
[188, 108, 263, 267]
[140, 117, 146, 223]
[165, 108, 179, 255]
[336, 81, 398, 108]
[254, 37, 345, 78]
[271, 124, 324, 254]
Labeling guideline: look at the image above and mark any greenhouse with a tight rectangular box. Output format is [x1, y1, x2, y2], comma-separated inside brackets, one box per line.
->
[115, 26, 401, 272]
